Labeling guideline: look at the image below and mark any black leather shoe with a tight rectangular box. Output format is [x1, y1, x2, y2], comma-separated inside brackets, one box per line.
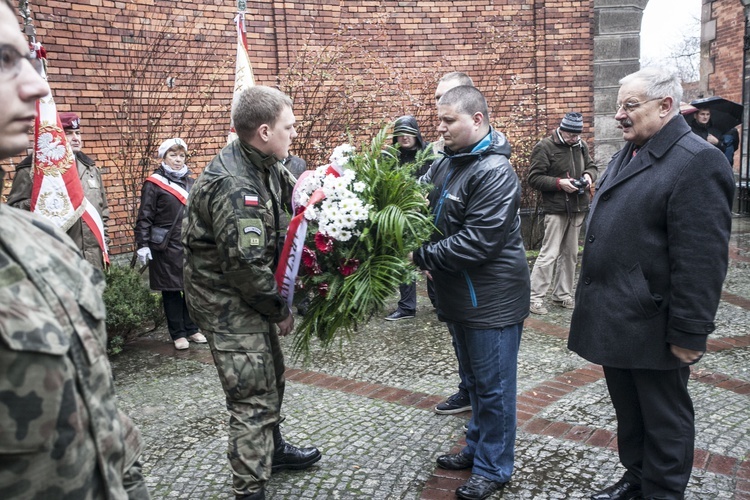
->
[271, 425, 322, 473]
[591, 478, 642, 500]
[436, 451, 473, 470]
[456, 474, 506, 500]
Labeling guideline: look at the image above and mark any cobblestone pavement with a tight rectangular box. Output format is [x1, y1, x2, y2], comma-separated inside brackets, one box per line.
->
[111, 216, 750, 499]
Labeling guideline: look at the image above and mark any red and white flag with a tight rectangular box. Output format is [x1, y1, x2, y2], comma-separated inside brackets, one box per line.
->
[228, 8, 256, 143]
[28, 43, 109, 264]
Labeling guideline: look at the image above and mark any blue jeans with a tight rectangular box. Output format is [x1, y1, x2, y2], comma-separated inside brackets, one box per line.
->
[449, 322, 523, 483]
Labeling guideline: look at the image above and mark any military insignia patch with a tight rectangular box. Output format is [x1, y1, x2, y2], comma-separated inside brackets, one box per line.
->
[238, 218, 264, 248]
[244, 195, 259, 206]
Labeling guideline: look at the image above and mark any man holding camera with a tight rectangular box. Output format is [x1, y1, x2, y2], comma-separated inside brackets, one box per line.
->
[527, 112, 598, 315]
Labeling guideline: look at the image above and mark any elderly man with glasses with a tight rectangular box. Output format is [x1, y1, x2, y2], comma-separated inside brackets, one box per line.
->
[568, 67, 734, 499]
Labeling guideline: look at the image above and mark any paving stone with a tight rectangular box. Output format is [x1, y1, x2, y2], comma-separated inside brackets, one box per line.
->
[111, 217, 750, 499]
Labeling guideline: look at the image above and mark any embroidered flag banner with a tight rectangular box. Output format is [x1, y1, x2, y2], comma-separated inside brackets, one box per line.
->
[228, 7, 256, 143]
[28, 42, 109, 263]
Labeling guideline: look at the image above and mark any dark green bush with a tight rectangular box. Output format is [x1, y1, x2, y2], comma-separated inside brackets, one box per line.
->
[103, 265, 163, 354]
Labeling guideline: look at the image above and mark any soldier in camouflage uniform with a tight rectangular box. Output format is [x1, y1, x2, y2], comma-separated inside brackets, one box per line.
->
[0, 1, 150, 497]
[183, 86, 321, 500]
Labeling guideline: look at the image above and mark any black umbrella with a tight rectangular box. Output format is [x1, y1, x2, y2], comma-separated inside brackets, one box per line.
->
[689, 96, 743, 135]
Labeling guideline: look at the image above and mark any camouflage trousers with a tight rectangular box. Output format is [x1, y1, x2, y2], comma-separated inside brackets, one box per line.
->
[206, 327, 286, 497]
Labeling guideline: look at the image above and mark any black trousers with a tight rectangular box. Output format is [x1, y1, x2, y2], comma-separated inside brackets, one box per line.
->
[396, 281, 417, 314]
[603, 365, 694, 499]
[162, 290, 199, 341]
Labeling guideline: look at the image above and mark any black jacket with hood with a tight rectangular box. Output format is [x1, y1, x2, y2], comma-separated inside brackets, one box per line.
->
[413, 129, 530, 329]
[393, 115, 431, 178]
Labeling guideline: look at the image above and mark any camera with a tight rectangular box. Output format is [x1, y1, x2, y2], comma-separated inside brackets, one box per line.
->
[570, 176, 590, 195]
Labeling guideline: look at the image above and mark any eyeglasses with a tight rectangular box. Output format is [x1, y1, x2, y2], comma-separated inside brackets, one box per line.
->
[0, 44, 44, 81]
[615, 97, 663, 114]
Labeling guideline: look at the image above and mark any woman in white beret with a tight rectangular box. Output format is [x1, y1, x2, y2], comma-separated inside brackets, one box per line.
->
[134, 138, 206, 350]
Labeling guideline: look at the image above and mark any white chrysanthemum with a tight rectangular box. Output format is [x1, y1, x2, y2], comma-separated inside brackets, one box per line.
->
[297, 192, 310, 207]
[351, 205, 367, 220]
[341, 169, 356, 182]
[352, 181, 366, 193]
[339, 197, 354, 212]
[304, 206, 318, 221]
[329, 144, 355, 169]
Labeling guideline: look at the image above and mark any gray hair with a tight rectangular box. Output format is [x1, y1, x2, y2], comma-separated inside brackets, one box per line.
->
[438, 85, 489, 123]
[620, 67, 683, 117]
[232, 86, 293, 137]
[438, 71, 474, 88]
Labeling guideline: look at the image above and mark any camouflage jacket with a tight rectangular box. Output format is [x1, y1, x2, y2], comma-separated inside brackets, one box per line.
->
[183, 140, 296, 333]
[7, 152, 111, 270]
[0, 205, 145, 499]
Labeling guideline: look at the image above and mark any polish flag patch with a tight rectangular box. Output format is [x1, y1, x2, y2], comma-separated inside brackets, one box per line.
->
[244, 195, 259, 206]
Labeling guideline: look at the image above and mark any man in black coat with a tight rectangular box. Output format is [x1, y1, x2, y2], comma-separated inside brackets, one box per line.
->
[568, 67, 734, 499]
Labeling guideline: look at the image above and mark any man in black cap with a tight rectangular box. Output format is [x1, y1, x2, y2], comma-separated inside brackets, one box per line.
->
[527, 112, 598, 315]
[8, 111, 110, 270]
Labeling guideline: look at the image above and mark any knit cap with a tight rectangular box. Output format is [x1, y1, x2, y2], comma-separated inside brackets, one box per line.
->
[560, 112, 583, 134]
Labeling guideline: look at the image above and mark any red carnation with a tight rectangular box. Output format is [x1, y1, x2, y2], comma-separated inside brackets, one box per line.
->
[338, 258, 360, 277]
[301, 246, 322, 275]
[314, 232, 334, 254]
[318, 282, 329, 297]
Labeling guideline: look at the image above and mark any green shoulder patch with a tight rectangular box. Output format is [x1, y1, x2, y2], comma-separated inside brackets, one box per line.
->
[238, 218, 265, 247]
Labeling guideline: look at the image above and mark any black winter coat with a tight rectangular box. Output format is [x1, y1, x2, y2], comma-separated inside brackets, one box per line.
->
[414, 129, 530, 329]
[134, 167, 194, 291]
[568, 115, 734, 369]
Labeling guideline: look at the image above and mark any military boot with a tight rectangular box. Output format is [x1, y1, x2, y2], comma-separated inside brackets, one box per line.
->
[271, 425, 322, 473]
[236, 489, 264, 500]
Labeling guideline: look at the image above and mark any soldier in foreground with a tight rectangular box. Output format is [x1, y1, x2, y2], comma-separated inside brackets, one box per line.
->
[0, 0, 149, 497]
[183, 85, 321, 500]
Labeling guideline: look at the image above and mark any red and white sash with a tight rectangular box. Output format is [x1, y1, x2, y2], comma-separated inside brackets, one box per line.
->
[144, 173, 189, 205]
[275, 165, 341, 306]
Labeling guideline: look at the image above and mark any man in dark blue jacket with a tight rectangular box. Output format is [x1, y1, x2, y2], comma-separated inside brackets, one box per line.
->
[569, 67, 734, 500]
[412, 86, 530, 500]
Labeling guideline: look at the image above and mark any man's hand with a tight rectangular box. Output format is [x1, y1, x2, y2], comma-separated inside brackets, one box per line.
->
[558, 178, 579, 193]
[670, 344, 704, 364]
[706, 134, 720, 146]
[276, 313, 294, 337]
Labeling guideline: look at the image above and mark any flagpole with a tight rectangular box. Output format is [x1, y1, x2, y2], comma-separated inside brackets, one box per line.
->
[228, 0, 255, 143]
[18, 0, 36, 44]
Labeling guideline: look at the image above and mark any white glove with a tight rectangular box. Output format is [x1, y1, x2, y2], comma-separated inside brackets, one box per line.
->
[136, 247, 153, 265]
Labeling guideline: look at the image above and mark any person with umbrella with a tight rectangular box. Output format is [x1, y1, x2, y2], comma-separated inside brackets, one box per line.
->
[689, 96, 743, 166]
[689, 107, 724, 149]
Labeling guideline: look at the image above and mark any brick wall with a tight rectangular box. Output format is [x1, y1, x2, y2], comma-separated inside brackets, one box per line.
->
[708, 0, 744, 104]
[707, 0, 744, 169]
[5, 0, 596, 256]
